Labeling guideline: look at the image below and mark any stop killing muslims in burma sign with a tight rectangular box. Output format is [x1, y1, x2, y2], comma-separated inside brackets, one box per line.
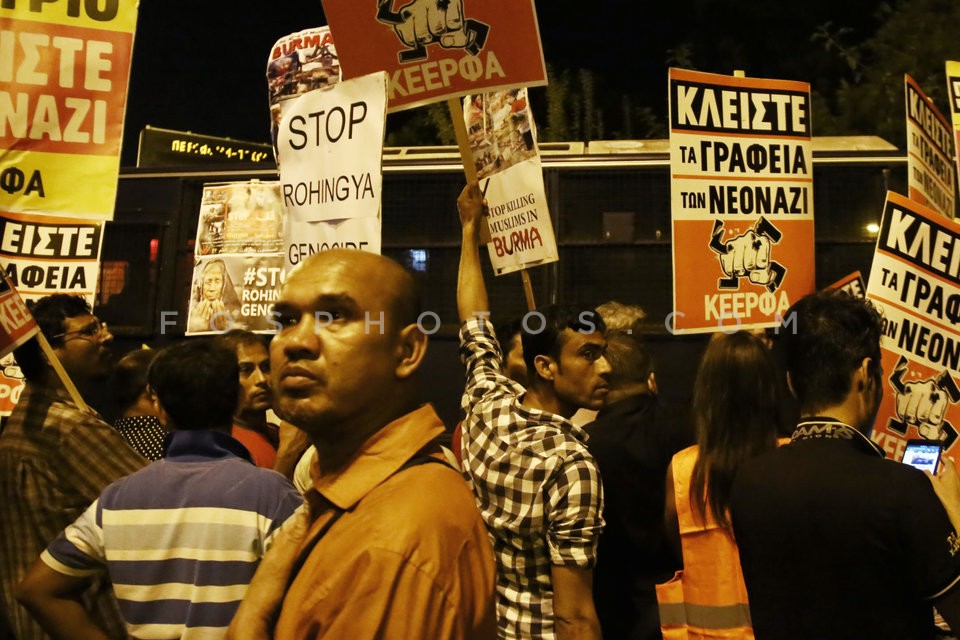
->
[320, 0, 547, 111]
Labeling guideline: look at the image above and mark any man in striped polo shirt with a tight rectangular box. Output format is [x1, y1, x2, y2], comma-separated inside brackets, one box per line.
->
[16, 339, 304, 639]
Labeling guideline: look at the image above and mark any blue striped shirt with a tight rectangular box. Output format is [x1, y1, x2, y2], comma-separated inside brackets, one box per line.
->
[43, 430, 304, 640]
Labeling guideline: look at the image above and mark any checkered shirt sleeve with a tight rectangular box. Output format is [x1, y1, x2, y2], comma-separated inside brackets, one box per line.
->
[545, 456, 603, 568]
[459, 316, 514, 414]
[60, 405, 148, 502]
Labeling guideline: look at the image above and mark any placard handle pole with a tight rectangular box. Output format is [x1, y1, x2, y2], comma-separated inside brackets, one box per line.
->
[36, 332, 89, 412]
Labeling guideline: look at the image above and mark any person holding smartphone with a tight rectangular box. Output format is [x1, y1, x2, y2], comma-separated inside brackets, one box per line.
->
[730, 292, 960, 640]
[903, 440, 944, 474]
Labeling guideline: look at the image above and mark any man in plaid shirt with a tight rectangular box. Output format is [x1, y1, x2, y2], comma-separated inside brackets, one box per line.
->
[0, 295, 146, 639]
[457, 182, 608, 640]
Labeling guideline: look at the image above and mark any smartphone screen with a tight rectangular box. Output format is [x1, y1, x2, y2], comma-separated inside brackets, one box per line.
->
[902, 441, 942, 473]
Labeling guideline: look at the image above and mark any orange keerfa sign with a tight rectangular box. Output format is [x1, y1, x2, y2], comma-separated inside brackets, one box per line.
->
[669, 68, 815, 334]
[866, 192, 960, 464]
[320, 0, 546, 112]
[0, 271, 38, 359]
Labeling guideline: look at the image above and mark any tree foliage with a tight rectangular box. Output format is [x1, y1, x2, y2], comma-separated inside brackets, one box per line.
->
[385, 0, 959, 146]
[815, 0, 960, 144]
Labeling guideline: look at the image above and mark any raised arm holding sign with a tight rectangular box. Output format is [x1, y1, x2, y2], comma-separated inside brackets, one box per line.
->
[457, 181, 607, 639]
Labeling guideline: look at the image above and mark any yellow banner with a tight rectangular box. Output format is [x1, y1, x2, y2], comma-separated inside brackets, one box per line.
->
[0, 0, 138, 33]
[0, 0, 138, 220]
[948, 61, 960, 126]
[946, 61, 960, 211]
[0, 149, 120, 220]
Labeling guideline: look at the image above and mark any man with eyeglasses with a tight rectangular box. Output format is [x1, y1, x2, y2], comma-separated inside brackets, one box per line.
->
[0, 294, 147, 639]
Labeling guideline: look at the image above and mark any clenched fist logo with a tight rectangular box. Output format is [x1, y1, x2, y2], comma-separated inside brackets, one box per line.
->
[889, 355, 960, 445]
[377, 0, 490, 63]
[709, 217, 787, 292]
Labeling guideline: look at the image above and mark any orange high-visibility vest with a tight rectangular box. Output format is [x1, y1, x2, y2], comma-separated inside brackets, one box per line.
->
[656, 445, 753, 639]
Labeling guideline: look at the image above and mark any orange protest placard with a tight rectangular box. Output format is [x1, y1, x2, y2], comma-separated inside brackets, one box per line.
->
[0, 271, 38, 358]
[866, 192, 960, 463]
[669, 68, 816, 334]
[905, 74, 955, 219]
[320, 0, 547, 111]
[824, 271, 866, 298]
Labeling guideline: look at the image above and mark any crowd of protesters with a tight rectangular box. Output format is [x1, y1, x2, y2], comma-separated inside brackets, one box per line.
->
[1, 182, 960, 639]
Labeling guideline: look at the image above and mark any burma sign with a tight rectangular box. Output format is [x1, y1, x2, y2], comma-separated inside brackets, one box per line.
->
[463, 88, 557, 275]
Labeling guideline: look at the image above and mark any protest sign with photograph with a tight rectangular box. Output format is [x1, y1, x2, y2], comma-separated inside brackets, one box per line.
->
[866, 192, 960, 464]
[187, 182, 286, 335]
[0, 211, 104, 308]
[267, 27, 341, 157]
[196, 182, 284, 256]
[320, 0, 547, 111]
[463, 88, 556, 276]
[465, 89, 538, 180]
[0, 0, 138, 220]
[669, 68, 815, 334]
[905, 75, 955, 219]
[187, 254, 285, 334]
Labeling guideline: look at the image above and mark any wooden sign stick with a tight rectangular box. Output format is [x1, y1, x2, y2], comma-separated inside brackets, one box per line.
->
[36, 331, 89, 412]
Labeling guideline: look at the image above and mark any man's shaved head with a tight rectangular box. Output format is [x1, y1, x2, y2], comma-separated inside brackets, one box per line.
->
[292, 250, 421, 333]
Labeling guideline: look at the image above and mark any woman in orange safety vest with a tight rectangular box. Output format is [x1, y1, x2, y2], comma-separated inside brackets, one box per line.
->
[657, 331, 785, 639]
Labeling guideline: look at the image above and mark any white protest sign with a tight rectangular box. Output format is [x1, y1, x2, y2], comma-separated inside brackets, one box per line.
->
[461, 88, 557, 276]
[277, 71, 388, 223]
[0, 212, 104, 308]
[482, 159, 557, 275]
[285, 216, 382, 274]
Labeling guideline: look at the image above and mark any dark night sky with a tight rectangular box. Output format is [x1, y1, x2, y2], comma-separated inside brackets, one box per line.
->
[120, 0, 886, 166]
